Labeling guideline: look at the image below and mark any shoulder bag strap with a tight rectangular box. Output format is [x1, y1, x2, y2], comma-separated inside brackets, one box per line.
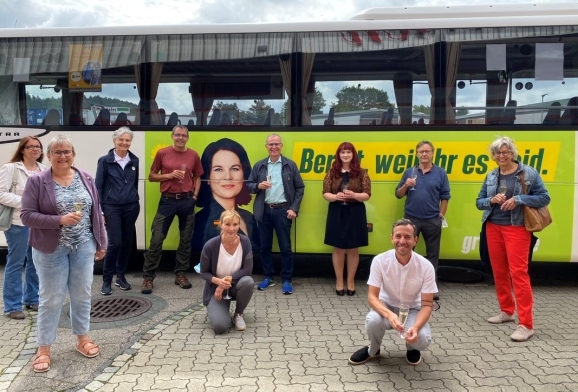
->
[7, 163, 17, 192]
[519, 166, 529, 195]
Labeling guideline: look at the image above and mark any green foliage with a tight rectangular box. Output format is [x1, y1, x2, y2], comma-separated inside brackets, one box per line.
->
[412, 104, 430, 114]
[332, 85, 392, 112]
[312, 88, 326, 115]
[213, 101, 242, 123]
[244, 99, 272, 124]
[455, 106, 469, 116]
[25, 92, 138, 111]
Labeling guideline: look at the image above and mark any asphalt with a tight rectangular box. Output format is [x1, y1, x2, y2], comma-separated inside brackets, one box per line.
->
[1, 263, 578, 392]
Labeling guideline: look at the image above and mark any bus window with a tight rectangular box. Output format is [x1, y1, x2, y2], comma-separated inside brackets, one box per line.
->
[305, 30, 436, 126]
[454, 28, 578, 125]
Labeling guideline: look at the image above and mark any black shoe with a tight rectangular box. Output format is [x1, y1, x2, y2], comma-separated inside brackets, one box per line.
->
[115, 277, 132, 291]
[348, 346, 380, 365]
[406, 349, 422, 366]
[25, 304, 39, 312]
[347, 290, 356, 296]
[336, 290, 345, 296]
[101, 282, 112, 296]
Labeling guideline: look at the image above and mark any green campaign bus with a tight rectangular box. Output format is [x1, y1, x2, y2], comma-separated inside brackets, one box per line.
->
[0, 3, 576, 266]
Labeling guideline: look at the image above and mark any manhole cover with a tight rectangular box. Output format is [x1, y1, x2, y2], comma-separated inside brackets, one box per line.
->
[437, 266, 485, 283]
[90, 296, 152, 323]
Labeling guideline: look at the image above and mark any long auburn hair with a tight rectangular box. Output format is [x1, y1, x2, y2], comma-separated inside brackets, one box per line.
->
[329, 142, 361, 179]
[9, 136, 44, 163]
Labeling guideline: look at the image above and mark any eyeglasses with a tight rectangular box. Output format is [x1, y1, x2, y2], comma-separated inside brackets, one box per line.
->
[417, 150, 432, 155]
[24, 145, 42, 150]
[267, 143, 282, 147]
[51, 150, 73, 157]
[173, 133, 188, 138]
[494, 151, 512, 156]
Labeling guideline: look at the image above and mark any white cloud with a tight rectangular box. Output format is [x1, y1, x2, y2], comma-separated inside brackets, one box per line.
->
[3, 0, 575, 28]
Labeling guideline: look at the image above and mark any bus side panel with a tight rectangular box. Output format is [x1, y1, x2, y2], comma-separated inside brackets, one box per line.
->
[143, 129, 572, 262]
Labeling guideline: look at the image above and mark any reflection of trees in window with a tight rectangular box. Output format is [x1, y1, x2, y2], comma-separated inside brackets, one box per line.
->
[245, 99, 272, 124]
[212, 100, 275, 125]
[455, 107, 469, 116]
[412, 104, 430, 114]
[332, 86, 393, 112]
[281, 87, 326, 119]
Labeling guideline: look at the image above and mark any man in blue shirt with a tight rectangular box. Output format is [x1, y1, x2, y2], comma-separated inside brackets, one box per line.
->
[395, 141, 450, 299]
[247, 134, 305, 295]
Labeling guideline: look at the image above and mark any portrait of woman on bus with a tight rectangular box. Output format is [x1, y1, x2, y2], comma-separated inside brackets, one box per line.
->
[21, 134, 107, 373]
[0, 136, 47, 320]
[191, 138, 259, 253]
[476, 136, 550, 342]
[322, 142, 371, 296]
[200, 210, 254, 334]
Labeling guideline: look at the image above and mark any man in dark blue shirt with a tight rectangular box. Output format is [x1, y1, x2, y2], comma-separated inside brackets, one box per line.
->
[395, 141, 450, 299]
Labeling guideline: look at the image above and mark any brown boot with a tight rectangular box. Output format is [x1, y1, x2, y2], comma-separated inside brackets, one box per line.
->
[141, 279, 153, 294]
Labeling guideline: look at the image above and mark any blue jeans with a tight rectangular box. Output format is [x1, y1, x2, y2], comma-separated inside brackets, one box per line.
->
[32, 239, 96, 346]
[3, 224, 39, 313]
[102, 202, 140, 283]
[258, 206, 293, 282]
[143, 196, 195, 280]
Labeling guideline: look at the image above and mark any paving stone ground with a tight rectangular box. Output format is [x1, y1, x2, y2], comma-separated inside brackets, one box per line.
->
[1, 265, 577, 392]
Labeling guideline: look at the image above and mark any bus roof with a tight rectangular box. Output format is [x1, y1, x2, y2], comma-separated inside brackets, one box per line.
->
[351, 3, 578, 20]
[1, 3, 578, 38]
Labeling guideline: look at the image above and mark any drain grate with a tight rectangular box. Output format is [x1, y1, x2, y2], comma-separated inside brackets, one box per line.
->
[90, 296, 152, 323]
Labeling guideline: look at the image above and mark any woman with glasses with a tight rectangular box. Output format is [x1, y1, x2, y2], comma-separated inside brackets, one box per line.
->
[0, 137, 47, 320]
[21, 134, 107, 372]
[476, 136, 550, 342]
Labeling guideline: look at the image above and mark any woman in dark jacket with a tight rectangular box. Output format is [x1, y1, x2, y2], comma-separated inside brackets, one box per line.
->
[200, 210, 254, 334]
[95, 127, 140, 295]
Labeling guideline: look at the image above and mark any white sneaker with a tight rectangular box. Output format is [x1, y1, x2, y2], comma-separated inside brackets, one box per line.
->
[487, 312, 515, 324]
[233, 314, 246, 331]
[510, 325, 534, 342]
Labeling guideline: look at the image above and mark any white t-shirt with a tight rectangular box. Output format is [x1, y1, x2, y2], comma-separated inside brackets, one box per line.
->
[216, 242, 242, 278]
[367, 250, 438, 309]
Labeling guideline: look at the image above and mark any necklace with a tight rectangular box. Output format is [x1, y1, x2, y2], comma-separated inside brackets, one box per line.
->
[52, 171, 74, 187]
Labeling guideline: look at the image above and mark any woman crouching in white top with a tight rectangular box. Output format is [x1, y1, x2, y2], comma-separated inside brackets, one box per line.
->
[200, 209, 254, 334]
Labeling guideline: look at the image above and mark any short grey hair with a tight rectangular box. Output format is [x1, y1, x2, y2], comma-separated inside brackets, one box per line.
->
[416, 140, 434, 152]
[171, 125, 188, 135]
[47, 134, 75, 155]
[489, 136, 518, 158]
[266, 133, 282, 145]
[112, 126, 134, 141]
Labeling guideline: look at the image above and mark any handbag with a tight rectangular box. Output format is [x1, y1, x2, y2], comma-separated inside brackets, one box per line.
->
[0, 203, 14, 231]
[0, 163, 17, 231]
[520, 169, 552, 232]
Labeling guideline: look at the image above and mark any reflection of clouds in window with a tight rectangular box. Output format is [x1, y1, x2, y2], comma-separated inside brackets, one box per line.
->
[456, 79, 578, 111]
[85, 84, 139, 105]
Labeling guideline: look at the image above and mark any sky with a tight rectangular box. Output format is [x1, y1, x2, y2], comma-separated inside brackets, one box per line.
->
[4, 0, 576, 119]
[2, 0, 575, 28]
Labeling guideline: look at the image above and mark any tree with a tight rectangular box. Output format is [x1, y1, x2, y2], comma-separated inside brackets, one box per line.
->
[212, 101, 244, 123]
[332, 85, 392, 112]
[280, 87, 326, 122]
[312, 87, 326, 115]
[244, 99, 272, 124]
[412, 104, 430, 114]
[455, 106, 469, 116]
